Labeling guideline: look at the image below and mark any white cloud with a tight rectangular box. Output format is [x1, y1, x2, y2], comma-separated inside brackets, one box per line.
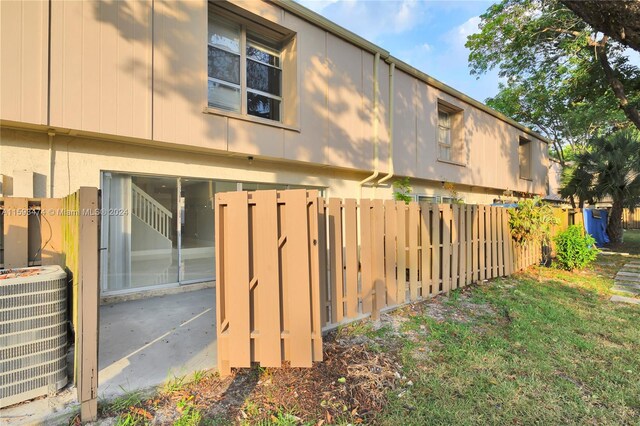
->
[297, 0, 340, 14]
[297, 0, 427, 42]
[451, 16, 481, 50]
[398, 15, 501, 102]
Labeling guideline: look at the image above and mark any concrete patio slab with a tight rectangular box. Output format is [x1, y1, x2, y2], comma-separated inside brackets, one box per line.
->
[610, 295, 640, 305]
[98, 288, 217, 398]
[614, 262, 640, 295]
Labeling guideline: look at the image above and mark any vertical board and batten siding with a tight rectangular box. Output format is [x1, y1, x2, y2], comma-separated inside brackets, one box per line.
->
[215, 190, 544, 375]
[0, 0, 48, 126]
[2, 0, 548, 196]
[49, 0, 152, 139]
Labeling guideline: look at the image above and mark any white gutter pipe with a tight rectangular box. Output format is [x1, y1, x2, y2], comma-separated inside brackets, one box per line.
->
[377, 62, 395, 186]
[48, 131, 55, 197]
[359, 52, 381, 199]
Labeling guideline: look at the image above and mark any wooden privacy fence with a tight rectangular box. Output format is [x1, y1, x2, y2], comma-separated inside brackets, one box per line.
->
[0, 188, 100, 422]
[322, 198, 538, 329]
[623, 208, 640, 229]
[215, 190, 541, 374]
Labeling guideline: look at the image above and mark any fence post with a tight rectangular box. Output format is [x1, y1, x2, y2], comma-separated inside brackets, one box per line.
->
[77, 187, 100, 423]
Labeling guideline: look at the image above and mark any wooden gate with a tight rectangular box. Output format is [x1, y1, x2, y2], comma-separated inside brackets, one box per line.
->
[215, 190, 323, 375]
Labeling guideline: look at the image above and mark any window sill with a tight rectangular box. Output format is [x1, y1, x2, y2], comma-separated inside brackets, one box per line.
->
[519, 177, 533, 182]
[203, 107, 301, 133]
[437, 158, 466, 167]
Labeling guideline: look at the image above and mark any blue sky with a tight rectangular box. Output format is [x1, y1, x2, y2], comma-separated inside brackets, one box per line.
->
[297, 0, 500, 104]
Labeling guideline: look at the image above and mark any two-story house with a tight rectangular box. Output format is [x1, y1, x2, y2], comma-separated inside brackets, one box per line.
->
[0, 0, 549, 297]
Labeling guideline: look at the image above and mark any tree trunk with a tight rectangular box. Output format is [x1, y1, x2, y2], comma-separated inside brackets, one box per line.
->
[607, 198, 625, 244]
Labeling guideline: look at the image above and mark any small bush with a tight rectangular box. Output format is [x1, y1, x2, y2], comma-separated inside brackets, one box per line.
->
[554, 225, 598, 270]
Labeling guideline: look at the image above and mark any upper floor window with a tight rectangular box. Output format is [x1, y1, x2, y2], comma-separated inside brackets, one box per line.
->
[438, 110, 452, 161]
[208, 11, 287, 122]
[437, 101, 464, 164]
[519, 137, 532, 180]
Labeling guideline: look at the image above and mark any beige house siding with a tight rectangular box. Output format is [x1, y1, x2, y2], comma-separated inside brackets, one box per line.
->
[0, 0, 49, 126]
[1, 0, 548, 197]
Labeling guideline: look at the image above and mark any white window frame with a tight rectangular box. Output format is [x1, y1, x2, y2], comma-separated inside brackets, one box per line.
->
[245, 37, 283, 120]
[207, 14, 283, 122]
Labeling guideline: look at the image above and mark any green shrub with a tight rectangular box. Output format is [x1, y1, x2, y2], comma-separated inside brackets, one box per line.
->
[392, 177, 413, 204]
[554, 225, 598, 270]
[508, 197, 559, 246]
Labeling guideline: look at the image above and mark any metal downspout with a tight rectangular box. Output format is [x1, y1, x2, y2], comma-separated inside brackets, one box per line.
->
[359, 52, 381, 199]
[377, 62, 395, 186]
[48, 131, 55, 197]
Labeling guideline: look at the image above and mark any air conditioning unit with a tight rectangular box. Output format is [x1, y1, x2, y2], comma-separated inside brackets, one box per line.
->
[0, 265, 68, 407]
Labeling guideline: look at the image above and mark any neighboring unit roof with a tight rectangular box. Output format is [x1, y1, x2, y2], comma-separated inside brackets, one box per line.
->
[273, 0, 551, 144]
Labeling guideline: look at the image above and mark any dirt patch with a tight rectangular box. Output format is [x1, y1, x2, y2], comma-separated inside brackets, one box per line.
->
[88, 332, 403, 425]
[421, 292, 497, 324]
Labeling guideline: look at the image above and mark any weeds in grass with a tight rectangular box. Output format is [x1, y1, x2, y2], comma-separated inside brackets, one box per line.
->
[115, 412, 148, 426]
[164, 375, 186, 393]
[171, 396, 202, 426]
[109, 388, 145, 412]
[192, 370, 207, 385]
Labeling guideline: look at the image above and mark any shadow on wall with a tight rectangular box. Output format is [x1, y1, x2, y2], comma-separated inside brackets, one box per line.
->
[91, 1, 374, 195]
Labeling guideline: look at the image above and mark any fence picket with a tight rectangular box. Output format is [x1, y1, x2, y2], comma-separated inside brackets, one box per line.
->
[372, 200, 386, 317]
[360, 199, 373, 314]
[458, 204, 466, 287]
[479, 205, 486, 281]
[431, 205, 441, 295]
[497, 207, 505, 276]
[344, 199, 359, 318]
[224, 192, 251, 368]
[384, 200, 398, 307]
[254, 191, 281, 367]
[408, 202, 420, 301]
[328, 198, 344, 323]
[420, 203, 432, 297]
[451, 204, 460, 290]
[396, 202, 408, 303]
[282, 190, 313, 367]
[441, 205, 452, 294]
[465, 205, 473, 285]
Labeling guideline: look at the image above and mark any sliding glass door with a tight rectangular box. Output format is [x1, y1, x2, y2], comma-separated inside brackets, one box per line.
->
[180, 179, 215, 283]
[101, 172, 326, 294]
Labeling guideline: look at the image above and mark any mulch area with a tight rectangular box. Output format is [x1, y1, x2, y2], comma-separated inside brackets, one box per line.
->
[92, 331, 403, 425]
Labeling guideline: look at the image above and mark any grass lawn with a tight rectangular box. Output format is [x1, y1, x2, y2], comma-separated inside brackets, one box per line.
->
[83, 230, 640, 425]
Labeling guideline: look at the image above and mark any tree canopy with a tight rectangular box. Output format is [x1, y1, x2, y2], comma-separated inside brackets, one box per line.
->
[561, 0, 640, 53]
[560, 129, 640, 243]
[467, 0, 640, 147]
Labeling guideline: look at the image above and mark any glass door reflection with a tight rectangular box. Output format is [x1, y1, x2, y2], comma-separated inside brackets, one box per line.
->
[179, 179, 215, 283]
